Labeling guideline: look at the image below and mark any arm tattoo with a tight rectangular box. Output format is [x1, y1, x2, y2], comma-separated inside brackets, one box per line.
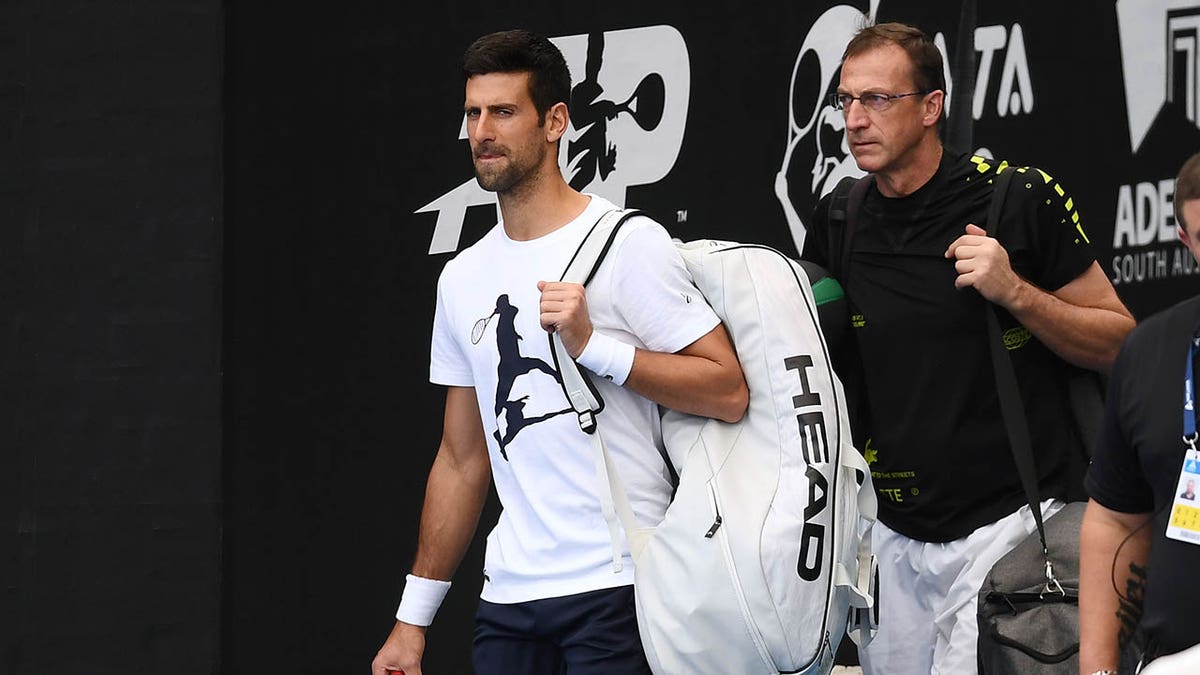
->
[1116, 560, 1148, 648]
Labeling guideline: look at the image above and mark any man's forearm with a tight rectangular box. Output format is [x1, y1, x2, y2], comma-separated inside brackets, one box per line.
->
[410, 450, 492, 580]
[621, 324, 749, 423]
[1006, 280, 1134, 372]
[1079, 501, 1151, 674]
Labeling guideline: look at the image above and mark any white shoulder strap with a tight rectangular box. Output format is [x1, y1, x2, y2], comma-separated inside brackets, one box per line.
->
[552, 208, 635, 431]
[551, 208, 648, 570]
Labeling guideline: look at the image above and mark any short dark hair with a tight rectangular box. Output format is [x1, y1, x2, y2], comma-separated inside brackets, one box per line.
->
[1176, 152, 1200, 231]
[844, 22, 946, 97]
[461, 29, 572, 125]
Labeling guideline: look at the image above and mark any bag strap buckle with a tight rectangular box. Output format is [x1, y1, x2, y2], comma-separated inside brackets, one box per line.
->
[1040, 559, 1065, 599]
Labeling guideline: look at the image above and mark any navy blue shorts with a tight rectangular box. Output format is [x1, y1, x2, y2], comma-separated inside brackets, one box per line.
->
[472, 585, 652, 675]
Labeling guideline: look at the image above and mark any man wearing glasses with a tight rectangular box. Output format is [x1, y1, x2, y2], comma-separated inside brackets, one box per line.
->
[800, 21, 1134, 675]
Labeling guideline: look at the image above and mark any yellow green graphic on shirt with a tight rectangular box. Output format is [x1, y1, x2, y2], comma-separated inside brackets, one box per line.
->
[866, 440, 919, 503]
[1002, 326, 1032, 351]
[969, 156, 1089, 244]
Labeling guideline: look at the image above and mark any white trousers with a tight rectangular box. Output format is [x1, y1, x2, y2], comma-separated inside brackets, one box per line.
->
[1141, 642, 1200, 674]
[860, 499, 1064, 675]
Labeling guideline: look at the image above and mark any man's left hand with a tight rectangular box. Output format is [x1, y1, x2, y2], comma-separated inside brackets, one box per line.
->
[944, 223, 1022, 306]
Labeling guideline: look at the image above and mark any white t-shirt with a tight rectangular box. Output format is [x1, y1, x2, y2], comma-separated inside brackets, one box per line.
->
[429, 194, 720, 603]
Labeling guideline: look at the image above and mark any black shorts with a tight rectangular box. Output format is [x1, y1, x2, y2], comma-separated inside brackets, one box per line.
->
[472, 585, 651, 675]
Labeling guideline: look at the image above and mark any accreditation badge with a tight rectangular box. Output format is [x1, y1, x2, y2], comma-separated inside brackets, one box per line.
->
[1167, 447, 1200, 544]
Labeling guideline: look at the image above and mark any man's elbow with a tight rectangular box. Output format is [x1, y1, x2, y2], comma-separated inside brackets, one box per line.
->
[1095, 313, 1137, 372]
[716, 380, 750, 423]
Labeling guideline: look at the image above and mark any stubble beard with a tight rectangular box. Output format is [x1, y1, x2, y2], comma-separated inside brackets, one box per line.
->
[473, 142, 544, 194]
[475, 161, 522, 193]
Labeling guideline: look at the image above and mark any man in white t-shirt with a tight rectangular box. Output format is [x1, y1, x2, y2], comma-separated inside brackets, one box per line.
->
[370, 28, 748, 675]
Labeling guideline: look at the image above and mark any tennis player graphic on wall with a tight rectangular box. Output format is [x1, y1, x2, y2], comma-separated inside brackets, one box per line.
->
[567, 31, 666, 191]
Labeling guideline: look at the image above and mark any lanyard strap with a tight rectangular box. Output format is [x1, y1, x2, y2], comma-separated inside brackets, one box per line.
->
[1186, 337, 1199, 450]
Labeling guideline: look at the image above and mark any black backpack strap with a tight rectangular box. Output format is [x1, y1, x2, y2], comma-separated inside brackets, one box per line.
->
[983, 169, 1104, 461]
[823, 175, 874, 448]
[826, 177, 854, 280]
[983, 167, 1015, 235]
[827, 175, 874, 286]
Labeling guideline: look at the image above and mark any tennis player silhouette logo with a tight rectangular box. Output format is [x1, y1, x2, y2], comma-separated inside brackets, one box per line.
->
[473, 295, 572, 460]
[568, 31, 667, 190]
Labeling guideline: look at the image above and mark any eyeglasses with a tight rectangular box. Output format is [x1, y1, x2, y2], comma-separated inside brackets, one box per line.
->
[829, 90, 931, 113]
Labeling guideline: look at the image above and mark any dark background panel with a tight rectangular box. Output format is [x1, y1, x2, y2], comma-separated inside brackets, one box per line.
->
[220, 4, 470, 672]
[3, 0, 224, 673]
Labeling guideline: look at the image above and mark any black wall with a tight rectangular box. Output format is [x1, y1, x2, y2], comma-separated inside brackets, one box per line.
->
[3, 1, 224, 673]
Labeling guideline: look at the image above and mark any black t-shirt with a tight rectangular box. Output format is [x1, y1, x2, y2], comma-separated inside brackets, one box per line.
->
[802, 150, 1097, 541]
[1085, 295, 1200, 658]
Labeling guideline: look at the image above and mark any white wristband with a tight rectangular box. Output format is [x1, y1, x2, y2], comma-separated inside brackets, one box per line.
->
[576, 331, 635, 386]
[396, 574, 451, 627]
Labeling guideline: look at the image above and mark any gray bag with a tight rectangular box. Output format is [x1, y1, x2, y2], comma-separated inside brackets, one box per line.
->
[977, 501, 1085, 674]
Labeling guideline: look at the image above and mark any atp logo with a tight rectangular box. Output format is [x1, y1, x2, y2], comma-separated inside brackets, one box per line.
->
[1117, 0, 1200, 154]
[418, 26, 691, 254]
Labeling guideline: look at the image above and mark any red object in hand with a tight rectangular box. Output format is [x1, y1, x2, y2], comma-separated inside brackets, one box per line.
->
[387, 671, 404, 675]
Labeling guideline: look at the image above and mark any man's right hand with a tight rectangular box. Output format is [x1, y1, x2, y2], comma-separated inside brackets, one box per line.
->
[371, 621, 426, 675]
